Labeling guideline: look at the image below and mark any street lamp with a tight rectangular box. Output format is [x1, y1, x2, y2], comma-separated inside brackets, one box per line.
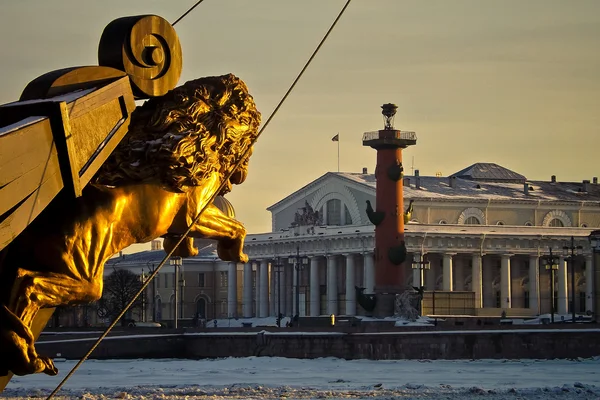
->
[589, 230, 600, 318]
[541, 248, 559, 323]
[563, 236, 583, 323]
[289, 246, 309, 326]
[274, 258, 283, 327]
[411, 253, 430, 315]
[169, 257, 183, 328]
[140, 268, 147, 322]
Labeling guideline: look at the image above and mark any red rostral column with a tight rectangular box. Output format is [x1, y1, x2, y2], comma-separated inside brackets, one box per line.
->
[362, 103, 417, 316]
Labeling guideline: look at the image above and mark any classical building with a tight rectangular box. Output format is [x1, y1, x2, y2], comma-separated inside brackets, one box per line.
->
[102, 163, 600, 325]
[244, 163, 600, 319]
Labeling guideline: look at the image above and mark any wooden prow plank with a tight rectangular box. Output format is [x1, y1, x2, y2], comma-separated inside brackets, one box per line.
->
[0, 308, 56, 392]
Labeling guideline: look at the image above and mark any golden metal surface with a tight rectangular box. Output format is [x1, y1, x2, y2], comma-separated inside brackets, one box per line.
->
[0, 74, 260, 377]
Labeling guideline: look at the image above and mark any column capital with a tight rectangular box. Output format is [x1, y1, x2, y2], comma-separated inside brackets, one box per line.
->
[444, 252, 457, 257]
[501, 253, 514, 259]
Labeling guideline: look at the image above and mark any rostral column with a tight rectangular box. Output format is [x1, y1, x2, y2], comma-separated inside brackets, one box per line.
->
[362, 104, 417, 316]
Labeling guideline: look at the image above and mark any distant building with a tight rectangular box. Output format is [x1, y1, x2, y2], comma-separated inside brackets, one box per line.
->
[94, 163, 600, 327]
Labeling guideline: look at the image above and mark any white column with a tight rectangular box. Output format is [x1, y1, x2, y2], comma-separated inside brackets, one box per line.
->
[557, 257, 568, 315]
[472, 253, 483, 308]
[501, 254, 512, 309]
[327, 255, 338, 315]
[255, 262, 260, 316]
[412, 265, 422, 288]
[529, 256, 540, 314]
[443, 253, 454, 291]
[243, 262, 253, 317]
[227, 262, 237, 317]
[586, 255, 594, 313]
[345, 254, 356, 316]
[259, 260, 269, 317]
[363, 252, 375, 294]
[310, 257, 320, 316]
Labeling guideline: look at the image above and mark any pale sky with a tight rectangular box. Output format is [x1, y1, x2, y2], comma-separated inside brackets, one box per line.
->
[1, 0, 599, 242]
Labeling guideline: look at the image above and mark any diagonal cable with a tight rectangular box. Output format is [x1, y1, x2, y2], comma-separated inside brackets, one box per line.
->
[46, 1, 352, 397]
[172, 0, 206, 26]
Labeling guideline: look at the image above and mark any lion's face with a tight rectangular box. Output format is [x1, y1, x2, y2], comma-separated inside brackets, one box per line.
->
[93, 74, 261, 192]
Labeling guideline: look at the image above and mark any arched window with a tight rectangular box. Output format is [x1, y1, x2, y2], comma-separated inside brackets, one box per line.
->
[465, 216, 481, 225]
[496, 221, 504, 226]
[542, 210, 571, 227]
[525, 221, 533, 226]
[196, 298, 207, 319]
[439, 219, 447, 225]
[458, 207, 485, 225]
[549, 218, 564, 227]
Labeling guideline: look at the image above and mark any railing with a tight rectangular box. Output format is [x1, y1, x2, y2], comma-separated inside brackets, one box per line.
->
[362, 130, 417, 142]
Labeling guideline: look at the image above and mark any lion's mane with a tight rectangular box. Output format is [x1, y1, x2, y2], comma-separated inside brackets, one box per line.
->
[94, 74, 261, 192]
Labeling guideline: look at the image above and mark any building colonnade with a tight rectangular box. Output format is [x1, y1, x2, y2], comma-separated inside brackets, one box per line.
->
[225, 251, 595, 318]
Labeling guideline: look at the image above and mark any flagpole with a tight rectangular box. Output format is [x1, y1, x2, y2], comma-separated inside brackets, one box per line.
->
[337, 133, 340, 172]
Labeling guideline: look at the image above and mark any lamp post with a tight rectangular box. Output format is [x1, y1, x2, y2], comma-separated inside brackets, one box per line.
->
[541, 248, 559, 323]
[289, 246, 309, 326]
[274, 258, 283, 327]
[589, 231, 600, 318]
[169, 257, 182, 328]
[146, 262, 157, 322]
[411, 253, 430, 315]
[563, 236, 583, 323]
[140, 268, 147, 322]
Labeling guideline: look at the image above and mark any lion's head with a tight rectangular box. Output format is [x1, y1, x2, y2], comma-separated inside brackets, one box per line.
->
[94, 74, 261, 193]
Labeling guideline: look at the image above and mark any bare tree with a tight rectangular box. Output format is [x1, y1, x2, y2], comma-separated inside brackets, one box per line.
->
[97, 269, 143, 326]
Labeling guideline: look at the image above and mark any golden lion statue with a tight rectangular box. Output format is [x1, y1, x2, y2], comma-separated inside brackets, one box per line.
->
[0, 74, 260, 376]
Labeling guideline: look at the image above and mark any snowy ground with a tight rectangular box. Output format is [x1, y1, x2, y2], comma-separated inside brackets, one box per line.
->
[4, 357, 600, 399]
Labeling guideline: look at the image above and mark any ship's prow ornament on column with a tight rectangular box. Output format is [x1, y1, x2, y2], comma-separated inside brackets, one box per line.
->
[362, 104, 417, 316]
[0, 14, 261, 387]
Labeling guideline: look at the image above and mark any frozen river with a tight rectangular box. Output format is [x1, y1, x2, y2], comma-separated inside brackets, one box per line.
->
[4, 356, 600, 399]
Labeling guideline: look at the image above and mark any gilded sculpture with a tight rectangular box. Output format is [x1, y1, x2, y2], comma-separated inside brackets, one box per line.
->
[0, 74, 261, 376]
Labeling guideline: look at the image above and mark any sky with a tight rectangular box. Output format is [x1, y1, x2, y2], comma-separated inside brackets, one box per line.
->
[1, 0, 599, 240]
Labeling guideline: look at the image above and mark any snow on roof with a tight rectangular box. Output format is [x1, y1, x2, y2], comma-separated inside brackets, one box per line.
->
[106, 243, 220, 266]
[338, 173, 600, 203]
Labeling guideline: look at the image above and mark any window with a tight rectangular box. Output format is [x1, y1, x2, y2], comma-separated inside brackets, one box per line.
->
[495, 291, 501, 308]
[525, 221, 533, 226]
[164, 274, 168, 288]
[523, 291, 530, 309]
[220, 271, 228, 287]
[198, 273, 206, 288]
[496, 221, 504, 226]
[326, 199, 341, 225]
[155, 298, 162, 321]
[156, 275, 160, 288]
[549, 218, 564, 227]
[465, 216, 481, 225]
[439, 219, 447, 224]
[196, 298, 207, 318]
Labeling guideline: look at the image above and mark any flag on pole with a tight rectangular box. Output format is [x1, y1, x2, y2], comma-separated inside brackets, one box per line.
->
[331, 133, 339, 141]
